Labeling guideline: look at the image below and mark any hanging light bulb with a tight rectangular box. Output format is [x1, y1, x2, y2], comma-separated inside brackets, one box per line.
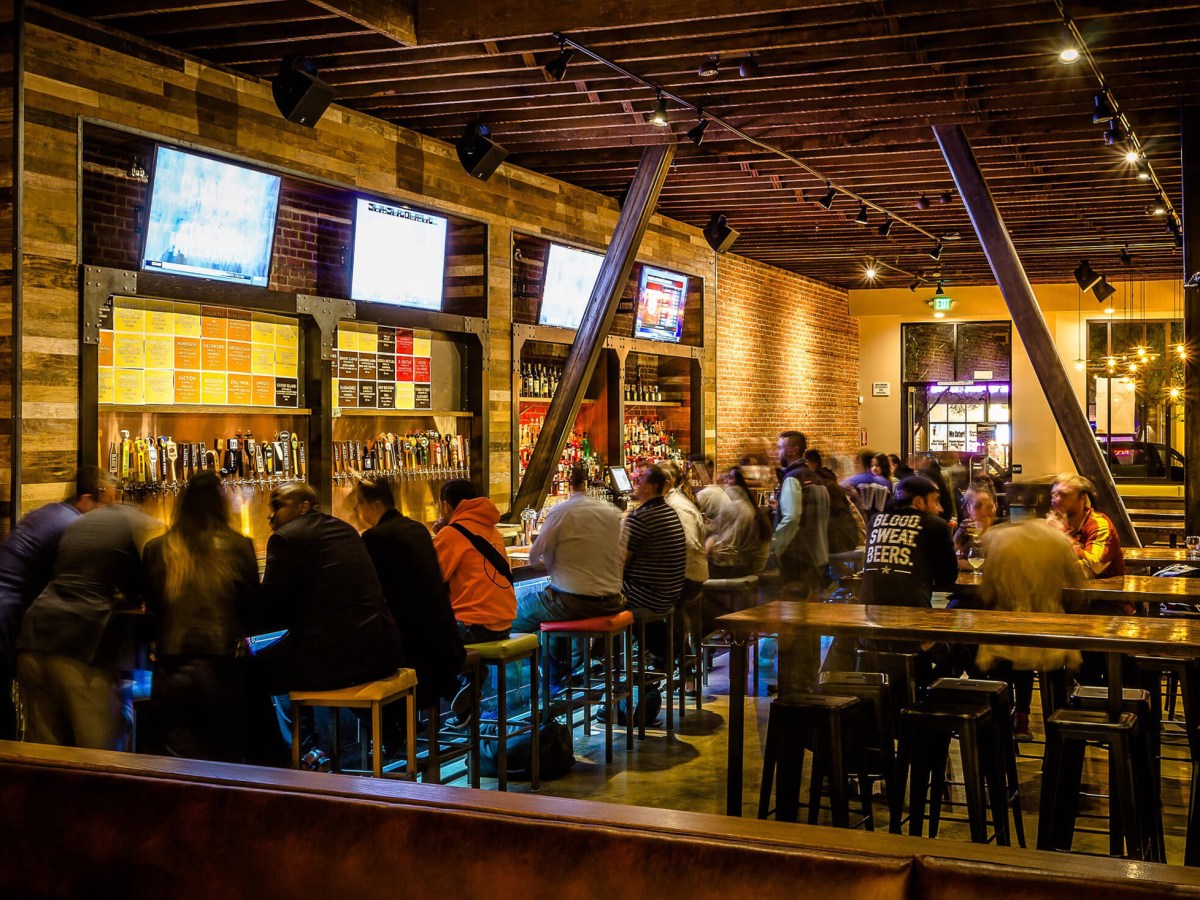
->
[1171, 387, 1182, 401]
[1179, 344, 1188, 359]
[1129, 362, 1138, 373]
[1075, 359, 1085, 371]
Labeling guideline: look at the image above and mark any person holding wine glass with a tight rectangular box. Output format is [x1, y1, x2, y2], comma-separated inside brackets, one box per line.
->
[953, 483, 1000, 565]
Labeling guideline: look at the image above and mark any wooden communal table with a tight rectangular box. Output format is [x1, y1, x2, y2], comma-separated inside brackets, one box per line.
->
[716, 602, 1200, 817]
[941, 572, 1200, 608]
[1125, 547, 1200, 568]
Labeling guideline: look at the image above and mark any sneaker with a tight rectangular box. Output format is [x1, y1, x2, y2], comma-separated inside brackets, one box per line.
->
[450, 685, 475, 729]
[1013, 712, 1033, 742]
[301, 748, 332, 772]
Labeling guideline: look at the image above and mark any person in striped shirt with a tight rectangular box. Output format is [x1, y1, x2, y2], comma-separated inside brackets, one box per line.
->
[621, 465, 687, 659]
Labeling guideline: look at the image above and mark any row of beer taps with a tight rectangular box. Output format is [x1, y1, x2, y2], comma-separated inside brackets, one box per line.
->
[332, 430, 469, 486]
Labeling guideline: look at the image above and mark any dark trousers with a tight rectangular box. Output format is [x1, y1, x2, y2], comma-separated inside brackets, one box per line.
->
[144, 656, 247, 763]
[0, 669, 15, 742]
[512, 585, 623, 683]
[457, 622, 510, 644]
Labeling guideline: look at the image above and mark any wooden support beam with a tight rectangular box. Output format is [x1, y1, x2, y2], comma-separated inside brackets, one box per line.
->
[1184, 105, 1200, 535]
[307, 0, 415, 46]
[508, 143, 675, 518]
[933, 123, 1140, 548]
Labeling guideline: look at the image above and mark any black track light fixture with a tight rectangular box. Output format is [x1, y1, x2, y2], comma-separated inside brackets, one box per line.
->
[1119, 245, 1132, 266]
[1104, 122, 1126, 146]
[1074, 259, 1102, 292]
[817, 182, 836, 210]
[916, 193, 930, 210]
[1093, 278, 1116, 304]
[1093, 91, 1115, 124]
[1136, 161, 1151, 181]
[703, 212, 739, 253]
[939, 190, 953, 205]
[878, 215, 893, 237]
[545, 42, 574, 82]
[855, 202, 869, 225]
[686, 113, 709, 146]
[737, 54, 760, 78]
[1058, 26, 1080, 64]
[909, 280, 919, 292]
[650, 91, 669, 127]
[927, 241, 943, 260]
[697, 55, 720, 78]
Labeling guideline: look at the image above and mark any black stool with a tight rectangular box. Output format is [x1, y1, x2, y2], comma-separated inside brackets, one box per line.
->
[927, 677, 1026, 848]
[757, 694, 871, 829]
[1037, 709, 1151, 861]
[701, 576, 761, 693]
[856, 649, 921, 727]
[632, 608, 675, 739]
[894, 702, 1009, 845]
[675, 594, 704, 716]
[420, 649, 482, 787]
[1068, 685, 1164, 862]
[818, 671, 896, 830]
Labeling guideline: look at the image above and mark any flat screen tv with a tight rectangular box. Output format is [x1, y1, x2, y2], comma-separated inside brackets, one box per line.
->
[633, 265, 689, 343]
[141, 145, 281, 288]
[350, 197, 448, 310]
[539, 243, 603, 330]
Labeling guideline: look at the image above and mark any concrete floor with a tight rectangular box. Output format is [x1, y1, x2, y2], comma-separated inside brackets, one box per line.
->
[464, 648, 1195, 864]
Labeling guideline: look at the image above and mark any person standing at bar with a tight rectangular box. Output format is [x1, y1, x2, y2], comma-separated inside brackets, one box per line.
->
[517, 462, 625, 687]
[142, 471, 262, 762]
[355, 475, 465, 713]
[15, 498, 161, 750]
[0, 467, 115, 741]
[663, 461, 708, 609]
[770, 431, 830, 695]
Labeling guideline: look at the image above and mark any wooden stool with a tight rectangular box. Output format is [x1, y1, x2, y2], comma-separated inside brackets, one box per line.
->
[466, 634, 540, 792]
[421, 649, 482, 788]
[632, 607, 675, 739]
[289, 668, 418, 779]
[540, 610, 634, 765]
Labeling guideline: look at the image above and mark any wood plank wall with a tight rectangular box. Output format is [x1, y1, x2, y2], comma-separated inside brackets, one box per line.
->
[0, 0, 13, 528]
[10, 4, 859, 518]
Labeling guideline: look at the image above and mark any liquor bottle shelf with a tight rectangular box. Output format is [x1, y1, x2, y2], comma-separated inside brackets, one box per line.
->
[333, 408, 474, 418]
[623, 400, 682, 408]
[518, 397, 595, 405]
[101, 404, 312, 416]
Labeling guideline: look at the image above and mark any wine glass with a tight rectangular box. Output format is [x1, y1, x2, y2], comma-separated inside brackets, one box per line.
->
[1187, 535, 1200, 559]
[967, 545, 985, 573]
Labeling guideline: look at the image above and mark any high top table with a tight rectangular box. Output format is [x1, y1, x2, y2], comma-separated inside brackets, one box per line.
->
[1125, 547, 1200, 569]
[715, 602, 1200, 816]
[900, 571, 1200, 607]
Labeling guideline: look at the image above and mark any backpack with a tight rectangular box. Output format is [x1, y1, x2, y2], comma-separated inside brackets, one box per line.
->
[479, 719, 575, 781]
[596, 682, 664, 727]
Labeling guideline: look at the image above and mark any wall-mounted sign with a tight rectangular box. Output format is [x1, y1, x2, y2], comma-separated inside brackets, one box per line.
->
[871, 382, 891, 397]
[974, 370, 994, 380]
[1011, 464, 1023, 474]
[931, 296, 953, 312]
[333, 321, 433, 411]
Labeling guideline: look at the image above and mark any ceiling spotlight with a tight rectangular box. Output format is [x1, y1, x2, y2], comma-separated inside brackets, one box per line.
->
[1104, 122, 1125, 146]
[817, 182, 836, 210]
[650, 91, 669, 127]
[1167, 215, 1181, 236]
[855, 202, 869, 225]
[1093, 92, 1115, 123]
[933, 311, 946, 319]
[1124, 150, 1141, 164]
[1093, 278, 1117, 304]
[1150, 200, 1166, 216]
[1074, 259, 1102, 291]
[1119, 246, 1132, 266]
[916, 193, 930, 210]
[1105, 306, 1115, 315]
[737, 54, 760, 78]
[1136, 161, 1151, 181]
[697, 56, 720, 78]
[702, 212, 739, 253]
[928, 241, 943, 260]
[878, 215, 893, 237]
[939, 190, 953, 205]
[686, 114, 709, 146]
[864, 261, 878, 281]
[544, 44, 574, 81]
[909, 280, 919, 292]
[1059, 26, 1080, 64]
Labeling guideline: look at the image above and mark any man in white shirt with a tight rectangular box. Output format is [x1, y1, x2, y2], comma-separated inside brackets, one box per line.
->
[516, 462, 625, 687]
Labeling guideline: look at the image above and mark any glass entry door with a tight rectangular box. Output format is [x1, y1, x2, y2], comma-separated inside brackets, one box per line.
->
[905, 381, 1011, 472]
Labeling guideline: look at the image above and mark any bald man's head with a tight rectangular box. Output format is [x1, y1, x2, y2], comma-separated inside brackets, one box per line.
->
[268, 481, 319, 531]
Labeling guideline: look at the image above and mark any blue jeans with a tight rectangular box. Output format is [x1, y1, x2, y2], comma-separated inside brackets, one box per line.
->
[512, 586, 624, 684]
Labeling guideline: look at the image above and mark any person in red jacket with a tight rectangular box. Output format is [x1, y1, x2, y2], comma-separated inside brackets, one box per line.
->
[432, 480, 516, 644]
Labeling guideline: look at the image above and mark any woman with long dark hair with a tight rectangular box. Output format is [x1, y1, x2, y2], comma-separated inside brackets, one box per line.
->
[707, 466, 772, 578]
[142, 471, 261, 762]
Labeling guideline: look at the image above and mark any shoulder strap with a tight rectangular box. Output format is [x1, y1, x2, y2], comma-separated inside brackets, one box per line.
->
[449, 522, 513, 584]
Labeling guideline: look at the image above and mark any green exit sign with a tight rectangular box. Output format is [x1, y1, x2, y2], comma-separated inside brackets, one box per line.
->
[932, 296, 953, 312]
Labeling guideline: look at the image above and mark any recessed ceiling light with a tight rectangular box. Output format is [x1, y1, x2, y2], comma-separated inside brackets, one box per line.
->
[1124, 150, 1140, 164]
[697, 56, 720, 78]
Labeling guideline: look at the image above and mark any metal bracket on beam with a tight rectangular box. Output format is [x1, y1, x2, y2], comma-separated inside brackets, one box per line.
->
[296, 294, 356, 360]
[81, 266, 137, 345]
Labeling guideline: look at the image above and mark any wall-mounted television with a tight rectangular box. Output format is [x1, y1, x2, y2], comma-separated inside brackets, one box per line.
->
[350, 197, 448, 310]
[141, 145, 281, 288]
[539, 242, 603, 330]
[633, 265, 689, 343]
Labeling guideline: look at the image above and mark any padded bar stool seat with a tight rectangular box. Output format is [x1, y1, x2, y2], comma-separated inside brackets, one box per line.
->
[421, 649, 481, 788]
[466, 634, 541, 792]
[539, 610, 634, 765]
[289, 668, 418, 780]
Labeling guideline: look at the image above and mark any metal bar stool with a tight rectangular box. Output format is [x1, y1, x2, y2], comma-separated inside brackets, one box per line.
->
[289, 668, 418, 779]
[421, 649, 482, 788]
[676, 594, 704, 716]
[632, 607, 675, 739]
[465, 634, 540, 792]
[539, 610, 634, 765]
[701, 575, 760, 693]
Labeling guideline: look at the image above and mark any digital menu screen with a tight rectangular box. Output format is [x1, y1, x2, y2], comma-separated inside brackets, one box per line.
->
[633, 266, 689, 343]
[539, 243, 603, 330]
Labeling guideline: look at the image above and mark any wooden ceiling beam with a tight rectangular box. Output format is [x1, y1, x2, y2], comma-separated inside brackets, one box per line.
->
[306, 0, 416, 46]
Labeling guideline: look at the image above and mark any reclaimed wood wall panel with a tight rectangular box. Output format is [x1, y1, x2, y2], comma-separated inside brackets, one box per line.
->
[0, 5, 14, 518]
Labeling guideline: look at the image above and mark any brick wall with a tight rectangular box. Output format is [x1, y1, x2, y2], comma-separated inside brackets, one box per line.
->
[716, 254, 860, 468]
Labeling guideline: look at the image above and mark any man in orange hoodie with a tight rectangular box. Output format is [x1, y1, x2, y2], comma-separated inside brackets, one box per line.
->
[433, 480, 516, 644]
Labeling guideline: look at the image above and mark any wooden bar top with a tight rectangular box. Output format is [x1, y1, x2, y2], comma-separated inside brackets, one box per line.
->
[917, 571, 1200, 605]
[1125, 547, 1198, 566]
[716, 601, 1200, 656]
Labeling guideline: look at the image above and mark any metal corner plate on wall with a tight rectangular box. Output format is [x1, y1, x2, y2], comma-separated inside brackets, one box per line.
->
[297, 294, 357, 360]
[82, 266, 137, 345]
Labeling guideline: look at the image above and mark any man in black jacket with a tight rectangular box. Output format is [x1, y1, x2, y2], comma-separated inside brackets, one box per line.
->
[255, 482, 404, 694]
[859, 475, 958, 608]
[354, 476, 465, 711]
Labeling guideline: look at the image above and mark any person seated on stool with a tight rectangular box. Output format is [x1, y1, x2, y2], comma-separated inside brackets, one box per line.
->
[253, 482, 405, 766]
[514, 462, 625, 689]
[432, 480, 515, 644]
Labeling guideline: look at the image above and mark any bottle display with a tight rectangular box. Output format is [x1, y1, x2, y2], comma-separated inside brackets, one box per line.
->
[518, 414, 602, 494]
[623, 415, 684, 470]
[520, 362, 564, 399]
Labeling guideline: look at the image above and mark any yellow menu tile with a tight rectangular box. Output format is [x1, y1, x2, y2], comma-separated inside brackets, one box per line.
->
[144, 300, 175, 335]
[251, 345, 275, 375]
[114, 369, 144, 405]
[98, 368, 114, 404]
[113, 335, 145, 369]
[274, 345, 298, 376]
[201, 312, 228, 340]
[98, 331, 114, 367]
[337, 326, 358, 352]
[144, 370, 174, 404]
[174, 309, 202, 338]
[174, 337, 201, 370]
[331, 378, 339, 411]
[413, 330, 432, 357]
[202, 339, 228, 371]
[251, 320, 275, 345]
[227, 341, 252, 373]
[112, 305, 145, 335]
[144, 335, 174, 370]
[396, 381, 416, 410]
[252, 375, 275, 406]
[201, 372, 227, 405]
[227, 312, 252, 343]
[174, 371, 201, 404]
[228, 374, 253, 406]
[357, 327, 378, 355]
[276, 323, 299, 348]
